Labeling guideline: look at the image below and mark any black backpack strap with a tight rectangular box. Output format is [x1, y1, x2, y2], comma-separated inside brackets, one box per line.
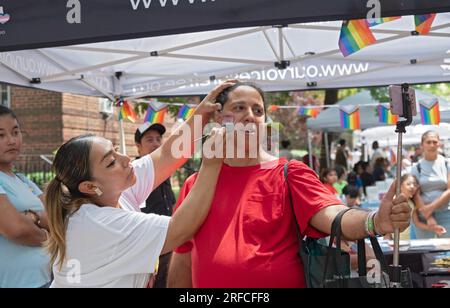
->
[357, 240, 367, 276]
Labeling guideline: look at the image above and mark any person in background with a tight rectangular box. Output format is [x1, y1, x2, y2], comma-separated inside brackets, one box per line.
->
[399, 174, 446, 240]
[0, 106, 51, 288]
[343, 185, 362, 208]
[333, 165, 348, 197]
[372, 157, 387, 182]
[279, 139, 293, 161]
[347, 171, 363, 197]
[370, 141, 385, 168]
[412, 131, 450, 239]
[134, 122, 176, 288]
[335, 139, 349, 170]
[320, 168, 339, 196]
[355, 161, 374, 197]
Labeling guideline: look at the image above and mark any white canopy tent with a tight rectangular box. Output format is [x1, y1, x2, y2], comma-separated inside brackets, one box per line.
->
[360, 123, 450, 147]
[307, 89, 450, 132]
[1, 14, 450, 101]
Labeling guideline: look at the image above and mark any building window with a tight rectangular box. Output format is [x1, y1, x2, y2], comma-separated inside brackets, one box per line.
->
[0, 84, 11, 107]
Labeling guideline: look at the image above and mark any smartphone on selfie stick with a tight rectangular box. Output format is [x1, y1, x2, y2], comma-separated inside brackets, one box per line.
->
[388, 84, 417, 288]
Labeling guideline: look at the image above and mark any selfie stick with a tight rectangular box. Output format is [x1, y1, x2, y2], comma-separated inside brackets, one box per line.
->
[391, 83, 414, 288]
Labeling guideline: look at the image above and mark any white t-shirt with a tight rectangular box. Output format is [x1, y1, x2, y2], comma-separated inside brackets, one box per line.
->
[51, 155, 170, 288]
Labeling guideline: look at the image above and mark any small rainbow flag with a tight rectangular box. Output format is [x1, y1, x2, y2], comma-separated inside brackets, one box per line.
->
[378, 104, 398, 124]
[118, 101, 138, 123]
[415, 14, 436, 35]
[419, 98, 441, 125]
[340, 106, 360, 130]
[144, 106, 167, 124]
[367, 16, 401, 27]
[177, 105, 196, 121]
[298, 107, 320, 118]
[339, 19, 377, 57]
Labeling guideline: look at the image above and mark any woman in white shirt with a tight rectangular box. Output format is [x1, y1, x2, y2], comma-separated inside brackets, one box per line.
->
[46, 81, 234, 288]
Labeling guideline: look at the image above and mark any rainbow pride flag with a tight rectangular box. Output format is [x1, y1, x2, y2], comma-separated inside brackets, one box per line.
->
[177, 105, 196, 121]
[415, 14, 436, 35]
[298, 107, 320, 118]
[144, 106, 167, 124]
[339, 19, 377, 57]
[367, 16, 401, 27]
[118, 101, 138, 123]
[378, 104, 398, 124]
[419, 98, 440, 125]
[340, 106, 360, 130]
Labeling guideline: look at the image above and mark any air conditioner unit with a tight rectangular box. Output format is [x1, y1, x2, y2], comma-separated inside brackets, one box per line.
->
[99, 98, 114, 114]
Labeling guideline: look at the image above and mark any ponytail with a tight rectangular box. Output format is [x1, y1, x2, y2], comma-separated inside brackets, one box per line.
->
[44, 134, 95, 269]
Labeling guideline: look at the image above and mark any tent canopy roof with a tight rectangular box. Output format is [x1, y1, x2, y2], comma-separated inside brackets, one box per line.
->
[1, 12, 450, 99]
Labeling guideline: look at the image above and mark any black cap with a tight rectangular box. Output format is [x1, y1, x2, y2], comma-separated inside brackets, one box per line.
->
[135, 123, 166, 143]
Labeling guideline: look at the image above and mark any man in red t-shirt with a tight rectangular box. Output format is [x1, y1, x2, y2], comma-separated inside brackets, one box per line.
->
[168, 82, 411, 288]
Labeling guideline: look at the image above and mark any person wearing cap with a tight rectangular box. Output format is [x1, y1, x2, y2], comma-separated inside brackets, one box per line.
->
[135, 122, 175, 288]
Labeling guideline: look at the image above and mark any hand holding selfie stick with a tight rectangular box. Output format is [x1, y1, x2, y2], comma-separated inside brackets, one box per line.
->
[389, 83, 416, 288]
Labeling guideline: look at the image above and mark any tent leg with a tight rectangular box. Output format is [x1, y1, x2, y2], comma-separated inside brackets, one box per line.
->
[119, 119, 127, 155]
[324, 132, 330, 168]
[307, 129, 314, 170]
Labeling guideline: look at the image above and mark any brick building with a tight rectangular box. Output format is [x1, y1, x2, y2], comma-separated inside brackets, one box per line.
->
[1, 83, 174, 163]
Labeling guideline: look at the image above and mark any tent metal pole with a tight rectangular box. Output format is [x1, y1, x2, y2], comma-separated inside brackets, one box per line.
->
[40, 55, 146, 82]
[161, 53, 272, 66]
[324, 132, 330, 168]
[278, 27, 285, 62]
[119, 119, 127, 155]
[282, 31, 297, 58]
[262, 30, 280, 61]
[58, 46, 148, 56]
[158, 27, 269, 54]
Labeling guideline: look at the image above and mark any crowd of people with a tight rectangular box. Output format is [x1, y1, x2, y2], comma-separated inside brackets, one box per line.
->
[316, 133, 450, 241]
[0, 81, 426, 288]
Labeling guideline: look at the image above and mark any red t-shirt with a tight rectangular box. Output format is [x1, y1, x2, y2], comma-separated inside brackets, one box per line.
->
[174, 159, 342, 288]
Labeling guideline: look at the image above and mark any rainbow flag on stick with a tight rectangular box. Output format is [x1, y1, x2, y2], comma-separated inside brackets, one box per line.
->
[144, 106, 167, 124]
[415, 14, 436, 35]
[419, 98, 440, 125]
[339, 19, 377, 57]
[177, 105, 196, 121]
[367, 16, 401, 27]
[118, 101, 138, 123]
[298, 107, 320, 118]
[340, 106, 360, 130]
[378, 104, 398, 124]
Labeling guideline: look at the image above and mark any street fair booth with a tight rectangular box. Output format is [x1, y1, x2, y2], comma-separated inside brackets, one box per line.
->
[1, 1, 450, 287]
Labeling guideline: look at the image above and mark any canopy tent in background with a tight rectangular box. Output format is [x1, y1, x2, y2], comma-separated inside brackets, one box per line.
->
[307, 90, 450, 132]
[1, 13, 450, 100]
[359, 123, 450, 148]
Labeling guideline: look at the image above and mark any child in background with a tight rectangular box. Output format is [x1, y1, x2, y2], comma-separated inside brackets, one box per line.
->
[400, 174, 446, 240]
[320, 168, 339, 196]
[333, 165, 348, 197]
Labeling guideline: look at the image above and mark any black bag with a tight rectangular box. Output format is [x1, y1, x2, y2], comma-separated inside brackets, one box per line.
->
[284, 163, 412, 288]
